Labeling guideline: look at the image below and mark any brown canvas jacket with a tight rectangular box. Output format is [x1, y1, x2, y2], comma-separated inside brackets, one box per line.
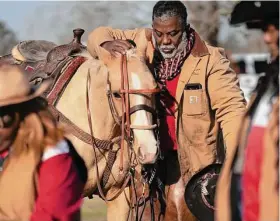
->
[0, 145, 40, 221]
[87, 27, 247, 184]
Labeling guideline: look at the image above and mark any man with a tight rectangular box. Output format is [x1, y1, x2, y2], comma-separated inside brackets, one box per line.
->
[215, 1, 279, 221]
[87, 1, 246, 220]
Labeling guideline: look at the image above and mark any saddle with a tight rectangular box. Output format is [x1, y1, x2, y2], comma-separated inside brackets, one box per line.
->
[33, 29, 87, 104]
[5, 28, 87, 105]
[3, 29, 88, 109]
[24, 28, 87, 80]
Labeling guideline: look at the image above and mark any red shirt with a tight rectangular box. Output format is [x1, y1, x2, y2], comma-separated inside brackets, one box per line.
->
[0, 140, 84, 221]
[159, 74, 180, 151]
[242, 90, 273, 221]
[242, 126, 264, 221]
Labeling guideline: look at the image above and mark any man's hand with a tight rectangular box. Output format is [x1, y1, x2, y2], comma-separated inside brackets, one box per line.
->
[101, 40, 133, 57]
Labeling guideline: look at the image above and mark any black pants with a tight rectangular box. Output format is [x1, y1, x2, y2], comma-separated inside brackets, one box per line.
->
[230, 173, 242, 221]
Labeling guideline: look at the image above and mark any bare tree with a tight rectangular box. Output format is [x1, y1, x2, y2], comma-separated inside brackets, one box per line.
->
[0, 20, 18, 55]
[25, 1, 155, 44]
[24, 1, 268, 54]
[24, 1, 222, 46]
[184, 1, 219, 46]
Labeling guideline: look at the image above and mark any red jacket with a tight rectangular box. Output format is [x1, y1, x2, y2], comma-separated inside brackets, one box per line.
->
[1, 140, 84, 221]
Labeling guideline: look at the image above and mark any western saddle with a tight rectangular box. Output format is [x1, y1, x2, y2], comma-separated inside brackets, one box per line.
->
[0, 28, 87, 104]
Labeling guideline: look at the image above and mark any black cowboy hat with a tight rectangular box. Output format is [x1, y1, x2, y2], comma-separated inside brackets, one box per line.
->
[230, 1, 279, 29]
[184, 163, 222, 221]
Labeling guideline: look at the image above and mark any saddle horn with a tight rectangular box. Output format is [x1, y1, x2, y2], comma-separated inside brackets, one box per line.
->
[72, 28, 85, 45]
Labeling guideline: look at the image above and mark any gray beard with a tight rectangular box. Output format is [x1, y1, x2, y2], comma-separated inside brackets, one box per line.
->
[152, 31, 188, 59]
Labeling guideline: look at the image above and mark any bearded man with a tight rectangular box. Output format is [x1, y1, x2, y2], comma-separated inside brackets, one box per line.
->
[87, 1, 246, 220]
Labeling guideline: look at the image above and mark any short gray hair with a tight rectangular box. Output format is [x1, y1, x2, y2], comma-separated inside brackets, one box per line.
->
[152, 1, 188, 27]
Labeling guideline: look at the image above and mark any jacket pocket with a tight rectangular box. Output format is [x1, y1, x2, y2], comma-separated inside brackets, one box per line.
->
[183, 89, 205, 116]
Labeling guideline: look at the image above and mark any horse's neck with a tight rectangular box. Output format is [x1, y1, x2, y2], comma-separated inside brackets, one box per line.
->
[55, 59, 117, 141]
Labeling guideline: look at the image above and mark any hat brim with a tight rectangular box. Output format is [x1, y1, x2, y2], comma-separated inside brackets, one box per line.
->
[184, 163, 222, 221]
[0, 80, 51, 107]
[230, 1, 279, 26]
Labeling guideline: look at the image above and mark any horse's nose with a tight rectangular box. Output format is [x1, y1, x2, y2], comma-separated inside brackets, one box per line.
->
[138, 148, 157, 164]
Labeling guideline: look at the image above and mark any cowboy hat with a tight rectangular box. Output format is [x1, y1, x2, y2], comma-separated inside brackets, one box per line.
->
[230, 1, 279, 29]
[184, 163, 222, 221]
[0, 64, 50, 107]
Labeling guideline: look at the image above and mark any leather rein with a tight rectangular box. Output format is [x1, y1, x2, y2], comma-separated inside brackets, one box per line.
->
[86, 53, 161, 203]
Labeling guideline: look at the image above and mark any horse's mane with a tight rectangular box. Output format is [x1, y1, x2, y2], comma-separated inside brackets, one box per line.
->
[73, 48, 146, 78]
[73, 48, 143, 62]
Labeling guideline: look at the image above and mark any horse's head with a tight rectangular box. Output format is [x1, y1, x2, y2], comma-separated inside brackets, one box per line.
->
[105, 49, 159, 165]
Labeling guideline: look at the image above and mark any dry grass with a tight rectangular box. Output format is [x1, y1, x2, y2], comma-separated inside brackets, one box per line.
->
[81, 197, 107, 221]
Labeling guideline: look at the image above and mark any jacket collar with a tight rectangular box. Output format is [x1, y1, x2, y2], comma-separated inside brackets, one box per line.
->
[191, 32, 209, 57]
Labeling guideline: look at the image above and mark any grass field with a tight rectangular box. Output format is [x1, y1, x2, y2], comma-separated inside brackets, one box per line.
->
[81, 197, 107, 221]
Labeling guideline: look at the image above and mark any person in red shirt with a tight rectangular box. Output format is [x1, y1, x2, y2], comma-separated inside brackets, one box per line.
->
[215, 2, 279, 221]
[0, 63, 87, 221]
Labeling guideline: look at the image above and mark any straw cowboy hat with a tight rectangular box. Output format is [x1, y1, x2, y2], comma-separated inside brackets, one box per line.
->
[0, 64, 50, 107]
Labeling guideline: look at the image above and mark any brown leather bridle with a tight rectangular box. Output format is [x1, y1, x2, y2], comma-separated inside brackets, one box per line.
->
[86, 53, 161, 202]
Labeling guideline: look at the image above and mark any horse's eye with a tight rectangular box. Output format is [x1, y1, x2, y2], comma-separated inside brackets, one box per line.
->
[113, 92, 121, 99]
